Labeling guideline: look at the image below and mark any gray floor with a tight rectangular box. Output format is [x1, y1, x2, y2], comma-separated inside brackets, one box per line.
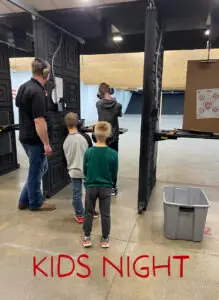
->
[1, 115, 219, 300]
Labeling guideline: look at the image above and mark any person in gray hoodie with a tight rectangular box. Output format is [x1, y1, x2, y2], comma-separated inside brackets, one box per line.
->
[96, 82, 122, 196]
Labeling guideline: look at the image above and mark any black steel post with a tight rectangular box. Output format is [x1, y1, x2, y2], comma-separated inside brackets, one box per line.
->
[138, 0, 161, 213]
[0, 44, 19, 175]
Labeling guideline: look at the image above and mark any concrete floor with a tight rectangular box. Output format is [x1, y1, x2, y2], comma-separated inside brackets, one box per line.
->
[1, 115, 219, 299]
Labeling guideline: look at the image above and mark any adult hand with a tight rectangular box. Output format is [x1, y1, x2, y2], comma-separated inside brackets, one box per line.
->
[44, 144, 52, 157]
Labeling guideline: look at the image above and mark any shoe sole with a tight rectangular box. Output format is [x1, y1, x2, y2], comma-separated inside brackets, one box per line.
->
[38, 208, 56, 211]
[75, 218, 84, 224]
[111, 192, 118, 196]
[30, 207, 56, 211]
[18, 206, 28, 210]
[80, 239, 92, 248]
[101, 244, 110, 248]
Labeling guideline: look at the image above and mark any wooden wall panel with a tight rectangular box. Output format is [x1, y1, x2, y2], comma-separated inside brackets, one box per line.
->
[10, 49, 219, 90]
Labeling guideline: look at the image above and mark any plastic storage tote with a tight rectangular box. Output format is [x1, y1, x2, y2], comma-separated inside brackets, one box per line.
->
[163, 186, 210, 242]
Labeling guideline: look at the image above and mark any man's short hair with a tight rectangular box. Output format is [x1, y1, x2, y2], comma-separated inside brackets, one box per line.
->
[99, 83, 110, 96]
[64, 112, 78, 128]
[94, 121, 112, 141]
[31, 58, 50, 78]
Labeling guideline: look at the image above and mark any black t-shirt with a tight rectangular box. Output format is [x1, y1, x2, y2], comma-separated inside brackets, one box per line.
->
[79, 132, 93, 148]
[16, 78, 46, 145]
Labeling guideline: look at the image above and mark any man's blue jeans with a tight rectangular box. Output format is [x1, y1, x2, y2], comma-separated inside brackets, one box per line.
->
[71, 178, 84, 217]
[19, 143, 48, 210]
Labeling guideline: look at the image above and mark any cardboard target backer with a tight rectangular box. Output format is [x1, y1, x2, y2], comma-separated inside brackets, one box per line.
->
[183, 60, 219, 133]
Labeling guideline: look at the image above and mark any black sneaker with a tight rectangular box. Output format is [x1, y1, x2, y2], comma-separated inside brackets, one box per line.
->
[111, 188, 118, 196]
[80, 235, 92, 248]
[101, 236, 110, 248]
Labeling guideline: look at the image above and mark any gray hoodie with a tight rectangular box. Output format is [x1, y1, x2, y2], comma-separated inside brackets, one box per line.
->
[96, 98, 122, 142]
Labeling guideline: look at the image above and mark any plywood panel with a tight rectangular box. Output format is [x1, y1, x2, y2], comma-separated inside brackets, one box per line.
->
[10, 57, 32, 72]
[183, 60, 219, 133]
[1, 0, 138, 14]
[0, 0, 22, 14]
[52, 0, 137, 9]
[163, 49, 219, 90]
[9, 49, 219, 90]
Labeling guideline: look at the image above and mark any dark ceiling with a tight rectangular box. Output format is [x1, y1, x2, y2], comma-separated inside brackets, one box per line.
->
[0, 0, 218, 57]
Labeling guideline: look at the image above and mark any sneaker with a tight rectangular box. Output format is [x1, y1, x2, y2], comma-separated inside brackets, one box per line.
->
[80, 235, 92, 248]
[111, 188, 118, 196]
[75, 216, 84, 224]
[101, 237, 110, 248]
[93, 211, 99, 219]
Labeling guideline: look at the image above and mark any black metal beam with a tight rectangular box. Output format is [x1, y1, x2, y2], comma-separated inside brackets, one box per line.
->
[211, 7, 219, 42]
[138, 0, 159, 213]
[155, 129, 219, 141]
[7, 0, 85, 44]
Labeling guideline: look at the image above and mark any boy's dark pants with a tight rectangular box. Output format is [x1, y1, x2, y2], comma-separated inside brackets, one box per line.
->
[108, 140, 118, 189]
[83, 187, 111, 239]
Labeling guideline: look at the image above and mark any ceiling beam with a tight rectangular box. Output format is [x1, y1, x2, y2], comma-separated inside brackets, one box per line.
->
[0, 20, 33, 52]
[165, 18, 207, 32]
[7, 0, 85, 44]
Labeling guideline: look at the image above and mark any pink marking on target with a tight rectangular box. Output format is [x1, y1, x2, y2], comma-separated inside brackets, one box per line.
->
[203, 100, 214, 110]
[212, 107, 219, 112]
[212, 93, 219, 100]
[199, 95, 205, 101]
[199, 107, 205, 113]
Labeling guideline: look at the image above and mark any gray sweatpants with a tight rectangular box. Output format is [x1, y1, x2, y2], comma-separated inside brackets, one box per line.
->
[83, 187, 111, 239]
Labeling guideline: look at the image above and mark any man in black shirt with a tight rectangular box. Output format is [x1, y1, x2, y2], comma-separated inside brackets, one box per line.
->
[96, 83, 122, 196]
[16, 58, 56, 211]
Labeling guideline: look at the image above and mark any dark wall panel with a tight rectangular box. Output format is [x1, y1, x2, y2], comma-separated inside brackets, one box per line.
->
[125, 92, 185, 115]
[0, 45, 18, 176]
[162, 93, 184, 114]
[125, 92, 142, 114]
[33, 19, 80, 198]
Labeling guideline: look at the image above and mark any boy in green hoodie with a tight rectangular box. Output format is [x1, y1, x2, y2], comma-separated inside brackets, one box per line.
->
[81, 121, 118, 248]
[96, 82, 122, 196]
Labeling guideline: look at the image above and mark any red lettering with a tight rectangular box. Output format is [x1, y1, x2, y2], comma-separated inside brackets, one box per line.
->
[51, 256, 54, 278]
[103, 256, 123, 277]
[172, 255, 190, 278]
[77, 254, 91, 279]
[152, 256, 171, 277]
[57, 255, 75, 278]
[127, 256, 131, 277]
[33, 256, 48, 277]
[133, 255, 150, 278]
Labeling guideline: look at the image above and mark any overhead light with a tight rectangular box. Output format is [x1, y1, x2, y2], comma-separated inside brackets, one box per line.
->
[113, 35, 123, 42]
[205, 29, 211, 36]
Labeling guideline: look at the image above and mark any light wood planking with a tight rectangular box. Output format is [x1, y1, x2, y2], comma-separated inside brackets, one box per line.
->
[9, 49, 219, 90]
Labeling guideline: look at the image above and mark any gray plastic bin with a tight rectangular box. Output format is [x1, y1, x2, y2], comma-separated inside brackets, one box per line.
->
[163, 186, 210, 242]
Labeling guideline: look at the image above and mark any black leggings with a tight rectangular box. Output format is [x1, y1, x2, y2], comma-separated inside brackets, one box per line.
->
[83, 187, 111, 238]
[108, 140, 118, 188]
